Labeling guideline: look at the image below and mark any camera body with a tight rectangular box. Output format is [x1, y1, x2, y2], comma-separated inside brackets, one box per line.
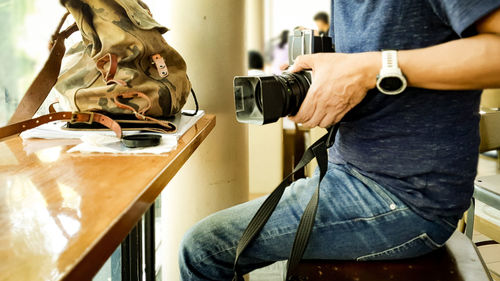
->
[288, 29, 335, 65]
[234, 29, 334, 125]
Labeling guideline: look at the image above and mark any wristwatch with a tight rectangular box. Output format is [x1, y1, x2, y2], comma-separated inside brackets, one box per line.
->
[376, 50, 407, 95]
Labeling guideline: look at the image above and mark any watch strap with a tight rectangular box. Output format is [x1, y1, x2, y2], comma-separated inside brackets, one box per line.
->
[377, 50, 407, 95]
[382, 50, 399, 70]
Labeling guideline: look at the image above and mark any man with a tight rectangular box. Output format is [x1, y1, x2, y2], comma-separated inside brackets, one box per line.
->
[313, 11, 329, 36]
[179, 1, 500, 280]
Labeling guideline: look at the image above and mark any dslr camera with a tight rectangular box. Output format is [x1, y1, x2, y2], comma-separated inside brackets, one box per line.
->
[233, 29, 334, 125]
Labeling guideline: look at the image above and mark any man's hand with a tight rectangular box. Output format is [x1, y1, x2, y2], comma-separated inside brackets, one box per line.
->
[288, 52, 380, 128]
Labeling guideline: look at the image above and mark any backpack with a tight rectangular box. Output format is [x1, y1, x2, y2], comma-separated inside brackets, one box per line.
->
[8, 0, 193, 133]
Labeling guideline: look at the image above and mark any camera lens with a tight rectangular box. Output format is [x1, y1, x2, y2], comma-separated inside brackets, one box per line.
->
[255, 82, 264, 113]
[233, 71, 311, 125]
[275, 72, 310, 116]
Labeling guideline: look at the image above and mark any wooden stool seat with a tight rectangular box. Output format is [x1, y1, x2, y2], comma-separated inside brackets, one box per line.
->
[290, 231, 492, 281]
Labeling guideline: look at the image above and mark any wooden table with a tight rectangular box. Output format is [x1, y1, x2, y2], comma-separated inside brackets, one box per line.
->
[0, 114, 216, 281]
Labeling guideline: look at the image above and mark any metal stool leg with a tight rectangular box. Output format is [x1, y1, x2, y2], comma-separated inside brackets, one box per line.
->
[465, 198, 476, 239]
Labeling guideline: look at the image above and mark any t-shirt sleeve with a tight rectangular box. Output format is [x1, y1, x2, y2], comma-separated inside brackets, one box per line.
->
[426, 0, 500, 37]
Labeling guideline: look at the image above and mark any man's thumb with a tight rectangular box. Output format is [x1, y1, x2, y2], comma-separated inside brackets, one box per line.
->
[289, 54, 313, 73]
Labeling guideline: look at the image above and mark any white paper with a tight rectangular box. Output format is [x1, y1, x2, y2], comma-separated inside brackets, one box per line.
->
[67, 134, 178, 154]
[20, 110, 205, 155]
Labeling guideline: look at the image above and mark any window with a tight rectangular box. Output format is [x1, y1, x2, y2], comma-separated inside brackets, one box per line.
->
[0, 0, 67, 125]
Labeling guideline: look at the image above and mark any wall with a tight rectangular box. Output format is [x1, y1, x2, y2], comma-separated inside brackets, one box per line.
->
[0, 0, 68, 125]
[149, 1, 249, 281]
[265, 0, 331, 42]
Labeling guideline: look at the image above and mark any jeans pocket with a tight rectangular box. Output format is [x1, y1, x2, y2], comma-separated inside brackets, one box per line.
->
[439, 217, 459, 233]
[356, 233, 441, 261]
[345, 166, 398, 208]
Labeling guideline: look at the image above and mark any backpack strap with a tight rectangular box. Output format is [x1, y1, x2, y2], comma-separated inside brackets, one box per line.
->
[0, 111, 123, 142]
[233, 124, 339, 281]
[113, 92, 177, 133]
[8, 13, 78, 124]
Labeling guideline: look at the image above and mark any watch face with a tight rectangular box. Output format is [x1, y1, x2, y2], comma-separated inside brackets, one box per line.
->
[380, 76, 403, 92]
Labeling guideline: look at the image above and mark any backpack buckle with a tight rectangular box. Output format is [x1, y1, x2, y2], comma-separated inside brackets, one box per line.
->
[152, 54, 169, 78]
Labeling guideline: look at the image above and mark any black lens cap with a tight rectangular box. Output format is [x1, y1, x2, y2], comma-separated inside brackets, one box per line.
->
[122, 134, 161, 148]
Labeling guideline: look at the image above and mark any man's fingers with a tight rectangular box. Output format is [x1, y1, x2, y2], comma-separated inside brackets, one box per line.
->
[289, 55, 314, 73]
[289, 92, 316, 123]
[320, 106, 352, 128]
[302, 110, 326, 128]
[319, 113, 337, 128]
[279, 63, 289, 71]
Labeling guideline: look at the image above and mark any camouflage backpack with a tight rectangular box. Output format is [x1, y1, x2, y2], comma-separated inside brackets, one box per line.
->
[9, 0, 193, 133]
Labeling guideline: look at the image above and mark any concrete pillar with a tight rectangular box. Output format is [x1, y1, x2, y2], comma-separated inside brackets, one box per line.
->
[264, 0, 274, 45]
[248, 120, 283, 197]
[161, 1, 248, 280]
[246, 0, 265, 52]
[246, 0, 284, 198]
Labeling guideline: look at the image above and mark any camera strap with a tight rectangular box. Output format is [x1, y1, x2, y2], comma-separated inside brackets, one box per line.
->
[232, 124, 339, 281]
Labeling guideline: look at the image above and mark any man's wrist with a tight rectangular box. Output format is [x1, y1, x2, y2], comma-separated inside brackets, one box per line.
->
[359, 52, 381, 90]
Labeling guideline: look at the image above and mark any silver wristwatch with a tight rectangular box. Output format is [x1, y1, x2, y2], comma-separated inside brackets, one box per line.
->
[376, 50, 407, 95]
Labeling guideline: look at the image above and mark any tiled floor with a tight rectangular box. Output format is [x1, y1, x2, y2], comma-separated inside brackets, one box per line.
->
[473, 230, 500, 281]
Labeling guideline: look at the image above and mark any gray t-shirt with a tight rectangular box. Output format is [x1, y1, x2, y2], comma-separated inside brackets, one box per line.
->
[329, 0, 500, 220]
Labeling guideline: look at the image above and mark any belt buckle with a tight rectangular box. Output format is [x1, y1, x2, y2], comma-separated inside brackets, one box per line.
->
[70, 111, 94, 125]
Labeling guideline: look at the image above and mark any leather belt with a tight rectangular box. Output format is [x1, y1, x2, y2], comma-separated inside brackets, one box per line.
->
[0, 111, 123, 141]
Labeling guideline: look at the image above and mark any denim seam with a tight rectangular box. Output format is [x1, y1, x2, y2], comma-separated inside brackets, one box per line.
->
[313, 207, 410, 229]
[258, 207, 410, 243]
[343, 165, 397, 206]
[355, 233, 442, 261]
[192, 207, 410, 266]
[193, 227, 310, 266]
[192, 224, 304, 265]
[192, 244, 239, 266]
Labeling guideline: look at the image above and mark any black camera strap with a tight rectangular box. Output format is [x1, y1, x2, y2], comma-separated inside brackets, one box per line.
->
[232, 124, 339, 281]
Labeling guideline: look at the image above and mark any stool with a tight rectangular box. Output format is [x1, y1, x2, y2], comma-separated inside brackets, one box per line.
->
[290, 231, 493, 281]
[466, 174, 500, 240]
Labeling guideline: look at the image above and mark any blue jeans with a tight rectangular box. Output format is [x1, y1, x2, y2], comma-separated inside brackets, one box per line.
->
[179, 163, 457, 281]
